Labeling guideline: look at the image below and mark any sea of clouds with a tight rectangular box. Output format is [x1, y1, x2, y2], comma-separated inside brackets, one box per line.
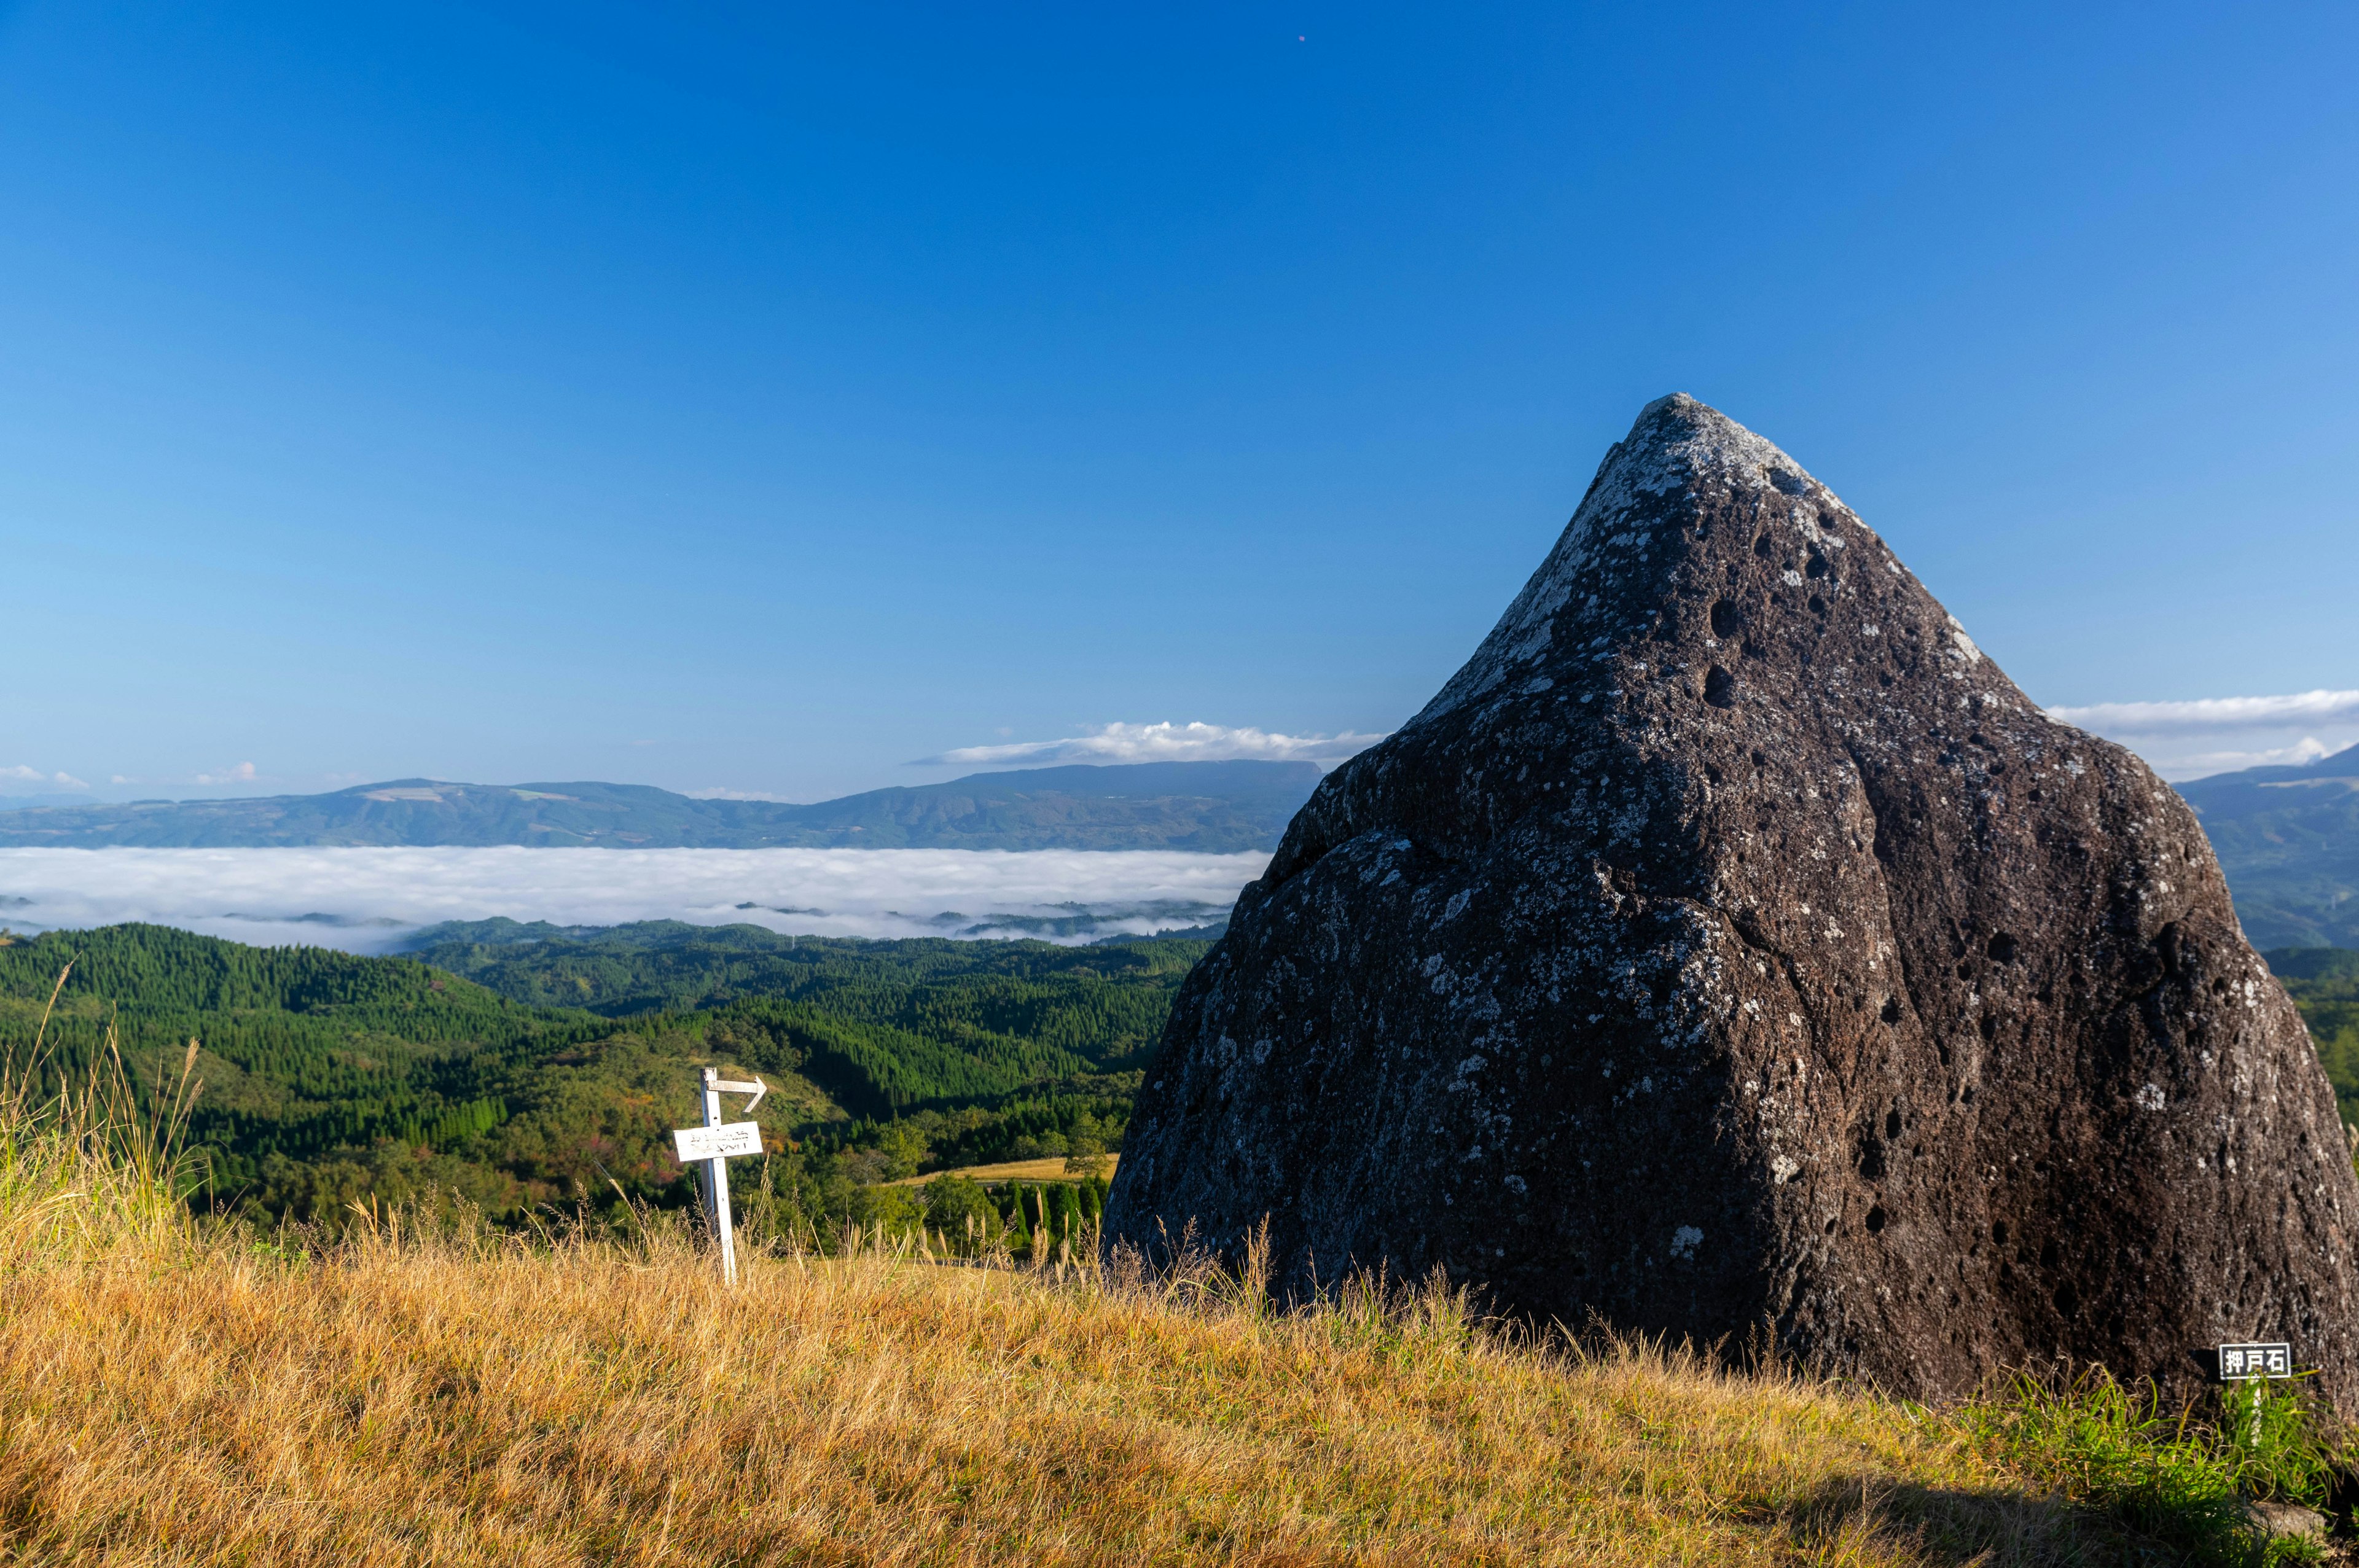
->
[0, 848, 1266, 954]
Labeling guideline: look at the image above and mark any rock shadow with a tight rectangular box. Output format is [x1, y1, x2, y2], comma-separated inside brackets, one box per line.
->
[1786, 1475, 2185, 1566]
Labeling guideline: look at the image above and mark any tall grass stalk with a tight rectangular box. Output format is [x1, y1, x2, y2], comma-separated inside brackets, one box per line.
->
[0, 964, 205, 1265]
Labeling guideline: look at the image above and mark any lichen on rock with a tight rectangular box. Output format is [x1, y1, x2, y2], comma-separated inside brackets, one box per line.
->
[1104, 394, 2359, 1408]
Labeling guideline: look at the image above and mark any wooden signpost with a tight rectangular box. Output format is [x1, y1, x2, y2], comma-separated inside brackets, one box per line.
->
[671, 1066, 767, 1285]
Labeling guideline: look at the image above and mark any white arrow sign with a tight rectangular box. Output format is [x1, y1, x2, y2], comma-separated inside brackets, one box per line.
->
[673, 1121, 764, 1162]
[711, 1078, 766, 1113]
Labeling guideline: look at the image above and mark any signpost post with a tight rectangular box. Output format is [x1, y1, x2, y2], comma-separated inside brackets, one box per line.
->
[671, 1067, 767, 1285]
[2217, 1341, 2294, 1447]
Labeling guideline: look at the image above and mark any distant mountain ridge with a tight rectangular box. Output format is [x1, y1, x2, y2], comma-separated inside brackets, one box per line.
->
[0, 760, 1320, 854]
[2177, 741, 2359, 949]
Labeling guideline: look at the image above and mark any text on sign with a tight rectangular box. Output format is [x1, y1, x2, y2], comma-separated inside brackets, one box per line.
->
[673, 1121, 764, 1162]
[2218, 1343, 2293, 1379]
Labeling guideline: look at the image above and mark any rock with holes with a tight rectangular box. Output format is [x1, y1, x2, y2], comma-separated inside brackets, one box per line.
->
[1105, 394, 2359, 1408]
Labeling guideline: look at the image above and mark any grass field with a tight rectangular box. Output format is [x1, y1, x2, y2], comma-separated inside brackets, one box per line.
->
[0, 1028, 2341, 1564]
[1, 1231, 2071, 1566]
[885, 1153, 1121, 1187]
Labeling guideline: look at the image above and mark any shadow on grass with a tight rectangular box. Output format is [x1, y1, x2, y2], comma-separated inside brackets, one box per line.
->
[1785, 1474, 2258, 1567]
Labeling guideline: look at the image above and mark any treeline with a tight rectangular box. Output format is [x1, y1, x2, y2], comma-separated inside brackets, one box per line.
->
[407, 918, 1205, 1020]
[800, 1092, 1132, 1175]
[733, 1152, 1113, 1260]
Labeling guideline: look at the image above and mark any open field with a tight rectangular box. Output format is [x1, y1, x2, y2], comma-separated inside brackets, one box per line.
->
[887, 1153, 1121, 1187]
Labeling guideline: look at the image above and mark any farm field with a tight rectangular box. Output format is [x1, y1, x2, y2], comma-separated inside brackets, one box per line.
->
[885, 1153, 1121, 1187]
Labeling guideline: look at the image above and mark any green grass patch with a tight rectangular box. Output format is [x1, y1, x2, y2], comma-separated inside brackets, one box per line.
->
[1958, 1365, 2342, 1563]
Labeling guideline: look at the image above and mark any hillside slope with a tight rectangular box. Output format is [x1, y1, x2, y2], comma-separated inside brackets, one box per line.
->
[0, 1129, 2215, 1568]
[0, 924, 1197, 1223]
[2180, 743, 2359, 948]
[0, 1251, 2040, 1567]
[0, 760, 1321, 852]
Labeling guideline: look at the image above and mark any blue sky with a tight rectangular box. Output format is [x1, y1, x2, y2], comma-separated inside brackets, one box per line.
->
[2, 1, 2354, 800]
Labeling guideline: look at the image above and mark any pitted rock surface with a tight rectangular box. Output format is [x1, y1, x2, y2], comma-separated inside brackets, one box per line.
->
[1105, 394, 2359, 1407]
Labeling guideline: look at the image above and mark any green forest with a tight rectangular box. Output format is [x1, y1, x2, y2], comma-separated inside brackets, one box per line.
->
[2272, 946, 2359, 1128]
[405, 917, 1197, 1039]
[0, 922, 1206, 1244]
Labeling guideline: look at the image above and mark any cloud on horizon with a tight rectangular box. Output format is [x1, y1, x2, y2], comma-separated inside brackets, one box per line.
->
[920, 720, 1388, 770]
[2045, 688, 2359, 781]
[1, 765, 89, 794]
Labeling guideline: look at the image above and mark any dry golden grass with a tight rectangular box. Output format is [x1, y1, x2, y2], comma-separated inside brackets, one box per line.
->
[885, 1154, 1121, 1187]
[0, 1002, 2122, 1566]
[0, 1211, 2134, 1567]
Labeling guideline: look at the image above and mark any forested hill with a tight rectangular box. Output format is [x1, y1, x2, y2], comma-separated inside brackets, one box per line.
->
[2271, 946, 2359, 1128]
[0, 922, 1204, 1228]
[401, 917, 1208, 1023]
[2178, 742, 2359, 949]
[0, 760, 1321, 852]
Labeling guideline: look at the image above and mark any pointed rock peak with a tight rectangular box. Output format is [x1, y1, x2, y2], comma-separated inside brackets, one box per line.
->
[1608, 393, 1831, 509]
[1413, 394, 1872, 727]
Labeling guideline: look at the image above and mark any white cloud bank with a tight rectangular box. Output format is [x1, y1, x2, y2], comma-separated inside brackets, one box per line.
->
[923, 720, 1387, 770]
[2, 766, 89, 793]
[2045, 688, 2359, 781]
[0, 847, 1265, 954]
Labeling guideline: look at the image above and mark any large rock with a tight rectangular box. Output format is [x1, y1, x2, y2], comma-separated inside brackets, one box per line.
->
[1106, 394, 2359, 1406]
